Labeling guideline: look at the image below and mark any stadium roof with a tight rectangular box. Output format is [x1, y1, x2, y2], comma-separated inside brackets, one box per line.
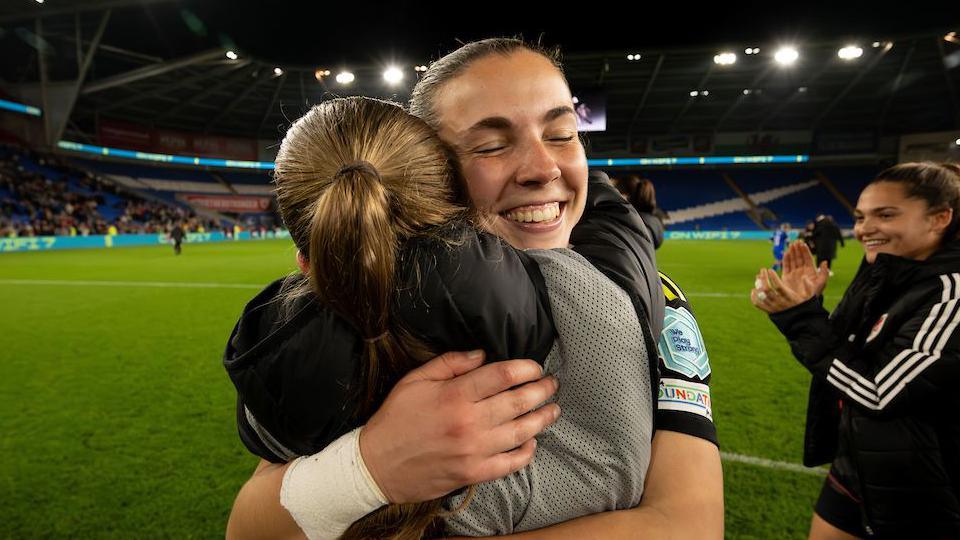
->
[2, 1, 957, 152]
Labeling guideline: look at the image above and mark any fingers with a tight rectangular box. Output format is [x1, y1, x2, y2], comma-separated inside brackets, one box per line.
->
[455, 358, 547, 402]
[815, 262, 831, 291]
[763, 267, 781, 294]
[765, 267, 786, 291]
[483, 374, 559, 426]
[785, 242, 802, 272]
[472, 438, 538, 485]
[485, 402, 560, 455]
[403, 350, 486, 383]
[750, 287, 768, 311]
[798, 241, 815, 267]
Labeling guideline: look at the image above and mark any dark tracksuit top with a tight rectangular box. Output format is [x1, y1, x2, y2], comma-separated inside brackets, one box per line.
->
[770, 242, 960, 538]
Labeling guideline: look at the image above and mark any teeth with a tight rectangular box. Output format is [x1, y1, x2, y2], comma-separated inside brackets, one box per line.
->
[505, 203, 560, 223]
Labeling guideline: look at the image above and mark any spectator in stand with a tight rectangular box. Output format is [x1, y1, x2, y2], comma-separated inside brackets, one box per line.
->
[0, 143, 227, 238]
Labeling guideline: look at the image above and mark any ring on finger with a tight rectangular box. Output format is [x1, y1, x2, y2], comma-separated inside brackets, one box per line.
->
[757, 291, 768, 302]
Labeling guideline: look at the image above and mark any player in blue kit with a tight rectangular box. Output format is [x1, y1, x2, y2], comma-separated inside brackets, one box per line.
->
[771, 222, 791, 272]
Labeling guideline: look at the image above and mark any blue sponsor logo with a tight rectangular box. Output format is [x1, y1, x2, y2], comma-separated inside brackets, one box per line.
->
[658, 306, 711, 380]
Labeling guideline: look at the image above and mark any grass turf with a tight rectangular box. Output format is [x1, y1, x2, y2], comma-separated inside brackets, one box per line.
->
[0, 238, 861, 538]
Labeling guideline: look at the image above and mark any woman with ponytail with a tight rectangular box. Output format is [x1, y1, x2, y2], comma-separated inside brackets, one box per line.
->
[752, 162, 960, 538]
[226, 38, 722, 540]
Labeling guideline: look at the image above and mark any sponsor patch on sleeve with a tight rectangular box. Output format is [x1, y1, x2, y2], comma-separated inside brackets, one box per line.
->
[658, 378, 713, 421]
[659, 306, 711, 380]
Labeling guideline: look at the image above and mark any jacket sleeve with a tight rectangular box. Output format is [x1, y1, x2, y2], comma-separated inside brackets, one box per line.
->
[224, 280, 361, 463]
[638, 211, 665, 249]
[656, 272, 718, 446]
[396, 227, 556, 364]
[771, 274, 960, 416]
[570, 170, 664, 337]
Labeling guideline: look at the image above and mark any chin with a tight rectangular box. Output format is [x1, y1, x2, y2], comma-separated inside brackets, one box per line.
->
[496, 223, 571, 250]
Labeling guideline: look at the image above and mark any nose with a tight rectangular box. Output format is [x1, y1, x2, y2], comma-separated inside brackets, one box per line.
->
[855, 216, 876, 238]
[514, 137, 561, 187]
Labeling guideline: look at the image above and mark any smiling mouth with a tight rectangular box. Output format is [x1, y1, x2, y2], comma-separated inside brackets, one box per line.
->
[863, 239, 890, 248]
[501, 202, 564, 224]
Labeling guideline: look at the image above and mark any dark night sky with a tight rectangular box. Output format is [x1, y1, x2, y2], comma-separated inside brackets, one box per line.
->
[99, 0, 954, 66]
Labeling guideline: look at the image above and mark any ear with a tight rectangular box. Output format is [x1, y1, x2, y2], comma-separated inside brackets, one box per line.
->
[296, 250, 309, 275]
[931, 207, 954, 236]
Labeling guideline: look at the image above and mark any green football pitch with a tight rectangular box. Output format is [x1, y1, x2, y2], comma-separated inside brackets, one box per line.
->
[0, 238, 861, 539]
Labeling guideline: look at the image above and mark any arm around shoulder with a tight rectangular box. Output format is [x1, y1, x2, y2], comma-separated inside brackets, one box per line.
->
[226, 459, 306, 540]
[479, 431, 723, 540]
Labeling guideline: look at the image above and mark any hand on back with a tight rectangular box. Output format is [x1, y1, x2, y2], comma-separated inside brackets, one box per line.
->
[359, 350, 560, 503]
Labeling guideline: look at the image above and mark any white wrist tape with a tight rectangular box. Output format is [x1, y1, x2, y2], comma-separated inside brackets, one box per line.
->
[280, 426, 388, 540]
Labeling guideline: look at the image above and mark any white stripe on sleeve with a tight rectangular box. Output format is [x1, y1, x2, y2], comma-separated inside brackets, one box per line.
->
[826, 273, 960, 411]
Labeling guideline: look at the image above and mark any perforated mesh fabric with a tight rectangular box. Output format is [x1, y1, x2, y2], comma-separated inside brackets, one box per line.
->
[443, 248, 654, 535]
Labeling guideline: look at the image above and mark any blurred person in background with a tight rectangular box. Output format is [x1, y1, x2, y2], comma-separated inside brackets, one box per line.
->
[813, 214, 845, 276]
[751, 162, 960, 539]
[772, 222, 791, 272]
[611, 174, 667, 248]
[169, 222, 185, 255]
[803, 220, 816, 252]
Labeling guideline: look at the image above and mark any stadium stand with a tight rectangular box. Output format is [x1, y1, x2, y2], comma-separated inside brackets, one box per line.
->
[1, 145, 226, 237]
[617, 165, 878, 231]
[4, 137, 879, 239]
[73, 158, 277, 226]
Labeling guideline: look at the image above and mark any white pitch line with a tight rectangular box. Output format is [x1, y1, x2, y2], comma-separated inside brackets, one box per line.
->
[1, 277, 824, 477]
[721, 451, 827, 476]
[0, 279, 842, 300]
[689, 291, 840, 300]
[0, 278, 263, 289]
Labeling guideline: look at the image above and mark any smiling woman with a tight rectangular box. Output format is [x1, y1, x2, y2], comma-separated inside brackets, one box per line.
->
[415, 47, 587, 250]
[751, 161, 960, 539]
[225, 37, 721, 540]
[854, 165, 960, 263]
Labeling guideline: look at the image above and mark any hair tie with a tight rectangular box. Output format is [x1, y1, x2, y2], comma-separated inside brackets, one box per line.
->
[334, 161, 381, 181]
[364, 332, 390, 344]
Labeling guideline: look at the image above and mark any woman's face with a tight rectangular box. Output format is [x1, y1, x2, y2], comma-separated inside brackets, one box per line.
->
[432, 50, 588, 250]
[854, 181, 952, 263]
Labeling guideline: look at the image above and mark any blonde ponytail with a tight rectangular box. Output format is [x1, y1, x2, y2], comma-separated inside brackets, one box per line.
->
[274, 97, 473, 538]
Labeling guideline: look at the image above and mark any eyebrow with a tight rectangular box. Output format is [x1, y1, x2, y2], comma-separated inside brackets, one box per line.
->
[854, 206, 899, 215]
[465, 106, 577, 133]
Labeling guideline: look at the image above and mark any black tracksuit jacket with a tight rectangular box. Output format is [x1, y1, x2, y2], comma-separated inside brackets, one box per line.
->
[770, 242, 960, 538]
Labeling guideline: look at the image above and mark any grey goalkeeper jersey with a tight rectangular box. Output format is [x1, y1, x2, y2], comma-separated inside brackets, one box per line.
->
[443, 248, 654, 535]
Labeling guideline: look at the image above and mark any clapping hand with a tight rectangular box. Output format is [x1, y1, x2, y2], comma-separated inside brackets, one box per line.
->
[751, 241, 829, 314]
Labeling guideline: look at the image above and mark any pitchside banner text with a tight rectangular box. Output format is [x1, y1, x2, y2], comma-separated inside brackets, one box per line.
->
[0, 231, 291, 253]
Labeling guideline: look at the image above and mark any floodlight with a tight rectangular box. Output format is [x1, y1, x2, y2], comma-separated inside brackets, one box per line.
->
[714, 52, 737, 65]
[774, 47, 799, 65]
[837, 45, 863, 60]
[383, 66, 403, 85]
